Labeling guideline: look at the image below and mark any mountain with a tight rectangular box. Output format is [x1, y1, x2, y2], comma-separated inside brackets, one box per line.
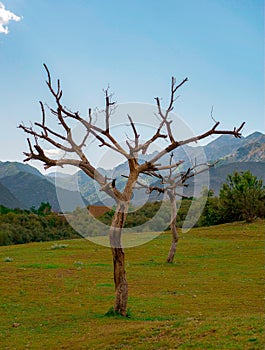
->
[0, 132, 264, 209]
[0, 182, 22, 209]
[205, 131, 265, 162]
[0, 161, 44, 179]
[177, 132, 265, 196]
[224, 132, 265, 162]
[209, 162, 265, 195]
[177, 161, 265, 198]
[47, 169, 155, 206]
[204, 135, 243, 161]
[45, 131, 265, 203]
[47, 171, 100, 204]
[0, 170, 88, 212]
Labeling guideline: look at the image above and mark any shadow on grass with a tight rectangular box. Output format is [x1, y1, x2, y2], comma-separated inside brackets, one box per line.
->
[92, 307, 179, 323]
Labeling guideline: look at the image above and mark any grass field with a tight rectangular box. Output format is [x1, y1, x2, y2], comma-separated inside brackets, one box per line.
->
[0, 221, 264, 349]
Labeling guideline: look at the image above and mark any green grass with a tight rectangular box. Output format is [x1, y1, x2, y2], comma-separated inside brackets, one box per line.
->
[0, 220, 264, 349]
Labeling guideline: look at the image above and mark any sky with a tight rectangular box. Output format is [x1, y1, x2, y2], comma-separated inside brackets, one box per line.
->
[0, 0, 264, 172]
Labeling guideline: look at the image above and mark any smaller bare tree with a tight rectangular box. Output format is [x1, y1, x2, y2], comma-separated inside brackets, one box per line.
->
[132, 153, 215, 262]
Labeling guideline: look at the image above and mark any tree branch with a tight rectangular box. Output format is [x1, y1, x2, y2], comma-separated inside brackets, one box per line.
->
[149, 121, 245, 165]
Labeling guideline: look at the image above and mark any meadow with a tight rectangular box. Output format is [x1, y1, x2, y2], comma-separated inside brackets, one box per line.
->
[0, 220, 264, 349]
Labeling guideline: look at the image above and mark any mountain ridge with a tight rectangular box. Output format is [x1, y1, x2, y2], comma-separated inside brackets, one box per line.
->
[0, 171, 88, 212]
[0, 181, 23, 209]
[0, 131, 264, 208]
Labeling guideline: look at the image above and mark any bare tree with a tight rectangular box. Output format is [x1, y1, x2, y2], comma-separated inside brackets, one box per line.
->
[19, 66, 245, 316]
[164, 159, 215, 263]
[133, 153, 215, 262]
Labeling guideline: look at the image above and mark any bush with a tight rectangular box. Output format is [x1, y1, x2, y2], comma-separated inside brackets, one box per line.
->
[220, 171, 265, 222]
[0, 205, 79, 246]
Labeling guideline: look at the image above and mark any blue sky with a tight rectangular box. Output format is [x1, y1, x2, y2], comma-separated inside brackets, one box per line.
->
[0, 0, 264, 171]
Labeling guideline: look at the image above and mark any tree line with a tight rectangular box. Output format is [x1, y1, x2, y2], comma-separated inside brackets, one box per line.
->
[0, 202, 78, 246]
[99, 171, 265, 228]
[0, 171, 264, 247]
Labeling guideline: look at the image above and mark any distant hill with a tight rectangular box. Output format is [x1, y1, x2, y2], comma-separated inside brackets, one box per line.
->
[179, 162, 265, 198]
[47, 169, 162, 207]
[47, 171, 101, 204]
[223, 132, 265, 162]
[0, 161, 44, 179]
[0, 131, 264, 209]
[0, 171, 87, 212]
[45, 131, 265, 203]
[209, 162, 265, 195]
[0, 182, 22, 209]
[203, 135, 243, 161]
[205, 131, 265, 162]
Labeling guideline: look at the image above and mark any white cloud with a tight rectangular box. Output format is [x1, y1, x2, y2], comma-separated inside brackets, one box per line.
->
[0, 2, 21, 34]
[44, 149, 64, 158]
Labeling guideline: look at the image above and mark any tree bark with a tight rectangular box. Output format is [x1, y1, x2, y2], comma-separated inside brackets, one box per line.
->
[111, 247, 128, 316]
[166, 193, 179, 263]
[109, 202, 129, 316]
[108, 167, 138, 316]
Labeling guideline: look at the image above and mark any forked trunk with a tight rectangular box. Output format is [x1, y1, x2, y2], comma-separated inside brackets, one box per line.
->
[166, 193, 179, 263]
[109, 202, 128, 316]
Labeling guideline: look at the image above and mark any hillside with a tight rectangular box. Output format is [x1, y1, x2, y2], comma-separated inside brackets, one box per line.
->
[225, 133, 265, 162]
[0, 161, 44, 179]
[181, 161, 265, 197]
[0, 131, 264, 208]
[205, 131, 265, 162]
[54, 132, 265, 202]
[203, 134, 243, 160]
[0, 171, 87, 212]
[209, 161, 265, 195]
[0, 182, 22, 209]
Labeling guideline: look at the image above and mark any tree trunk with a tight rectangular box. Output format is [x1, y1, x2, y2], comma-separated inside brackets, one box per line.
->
[166, 193, 179, 263]
[109, 167, 137, 316]
[111, 247, 128, 316]
[109, 202, 128, 316]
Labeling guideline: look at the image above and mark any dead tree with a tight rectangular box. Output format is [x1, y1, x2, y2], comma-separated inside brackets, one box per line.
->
[135, 153, 216, 263]
[19, 66, 245, 316]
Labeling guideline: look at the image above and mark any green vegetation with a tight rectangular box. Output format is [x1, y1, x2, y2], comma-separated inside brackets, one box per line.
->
[0, 221, 264, 349]
[1, 171, 264, 246]
[98, 171, 265, 229]
[0, 203, 78, 246]
[220, 170, 265, 222]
